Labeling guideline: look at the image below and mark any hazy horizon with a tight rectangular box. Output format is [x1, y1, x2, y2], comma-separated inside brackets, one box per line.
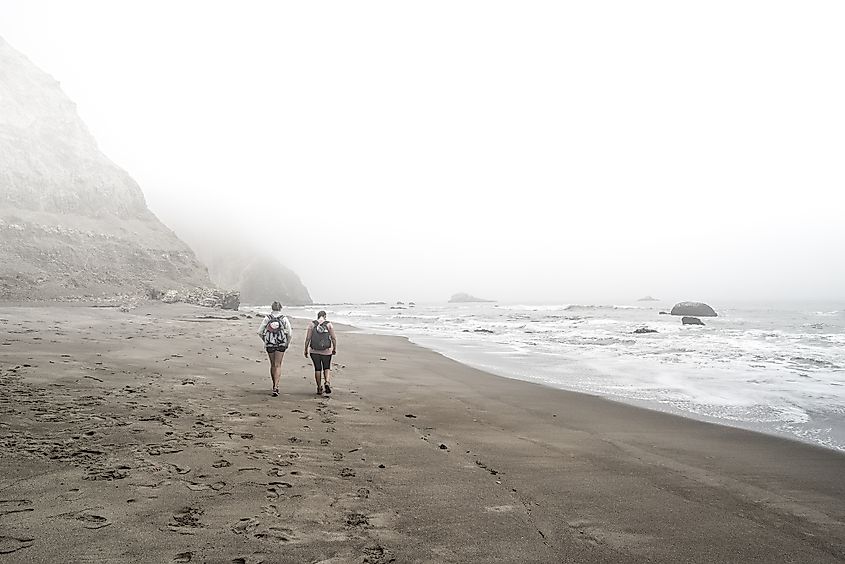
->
[2, 1, 843, 304]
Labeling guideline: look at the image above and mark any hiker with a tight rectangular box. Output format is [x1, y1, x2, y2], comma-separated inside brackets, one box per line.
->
[304, 310, 337, 395]
[257, 301, 292, 397]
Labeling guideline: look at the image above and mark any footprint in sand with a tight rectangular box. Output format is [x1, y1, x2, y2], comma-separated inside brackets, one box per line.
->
[255, 526, 298, 543]
[0, 536, 34, 554]
[267, 468, 285, 478]
[0, 499, 33, 517]
[261, 504, 281, 518]
[168, 506, 204, 533]
[167, 463, 192, 475]
[74, 510, 112, 529]
[173, 551, 193, 563]
[212, 459, 231, 468]
[268, 481, 293, 489]
[231, 517, 260, 535]
[185, 480, 226, 491]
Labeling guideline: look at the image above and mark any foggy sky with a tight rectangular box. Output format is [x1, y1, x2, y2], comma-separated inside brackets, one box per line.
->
[2, 1, 843, 304]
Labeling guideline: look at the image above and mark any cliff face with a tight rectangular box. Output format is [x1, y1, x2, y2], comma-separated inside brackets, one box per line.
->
[187, 239, 313, 306]
[0, 36, 211, 300]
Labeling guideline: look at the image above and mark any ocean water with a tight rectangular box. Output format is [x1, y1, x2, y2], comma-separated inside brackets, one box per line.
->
[272, 301, 845, 452]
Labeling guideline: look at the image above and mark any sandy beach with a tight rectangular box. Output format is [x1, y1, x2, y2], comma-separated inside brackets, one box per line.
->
[0, 303, 843, 564]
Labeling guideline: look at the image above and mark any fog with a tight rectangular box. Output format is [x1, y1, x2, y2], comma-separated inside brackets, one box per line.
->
[2, 1, 843, 304]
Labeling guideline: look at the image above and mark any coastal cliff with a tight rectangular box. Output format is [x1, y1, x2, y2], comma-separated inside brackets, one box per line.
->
[0, 36, 208, 300]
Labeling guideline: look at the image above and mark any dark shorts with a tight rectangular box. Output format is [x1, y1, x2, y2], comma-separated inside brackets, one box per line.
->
[310, 353, 332, 371]
[266, 345, 288, 354]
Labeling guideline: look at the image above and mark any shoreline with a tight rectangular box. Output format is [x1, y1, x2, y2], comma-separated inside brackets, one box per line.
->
[1, 302, 843, 562]
[258, 304, 845, 454]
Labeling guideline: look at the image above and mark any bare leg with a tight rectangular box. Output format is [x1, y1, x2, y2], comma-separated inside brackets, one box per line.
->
[272, 351, 284, 390]
[313, 371, 322, 390]
[267, 351, 276, 390]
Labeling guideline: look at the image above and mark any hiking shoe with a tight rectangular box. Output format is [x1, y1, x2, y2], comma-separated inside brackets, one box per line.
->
[324, 383, 332, 395]
[316, 386, 324, 395]
[272, 388, 279, 397]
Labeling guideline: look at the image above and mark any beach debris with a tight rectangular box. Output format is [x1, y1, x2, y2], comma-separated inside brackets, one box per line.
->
[439, 443, 448, 450]
[362, 543, 394, 564]
[404, 413, 417, 418]
[475, 460, 499, 475]
[379, 357, 387, 361]
[346, 512, 370, 527]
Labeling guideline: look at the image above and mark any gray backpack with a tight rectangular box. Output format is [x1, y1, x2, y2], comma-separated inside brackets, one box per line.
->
[311, 320, 332, 351]
[264, 315, 288, 349]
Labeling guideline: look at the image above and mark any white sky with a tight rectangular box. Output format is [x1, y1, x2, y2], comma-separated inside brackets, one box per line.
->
[1, 1, 844, 304]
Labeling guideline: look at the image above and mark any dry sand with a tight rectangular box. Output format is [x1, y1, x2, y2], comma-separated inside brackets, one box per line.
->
[0, 303, 843, 563]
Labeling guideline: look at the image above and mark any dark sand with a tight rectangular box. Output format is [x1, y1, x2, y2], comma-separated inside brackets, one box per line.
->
[0, 303, 843, 563]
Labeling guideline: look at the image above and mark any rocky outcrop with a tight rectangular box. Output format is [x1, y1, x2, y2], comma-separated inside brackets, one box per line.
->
[449, 293, 494, 303]
[633, 327, 658, 334]
[671, 302, 718, 317]
[159, 288, 240, 310]
[637, 296, 660, 301]
[682, 317, 705, 326]
[0, 36, 211, 301]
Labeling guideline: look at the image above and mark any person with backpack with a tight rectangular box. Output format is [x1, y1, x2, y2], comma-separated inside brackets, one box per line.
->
[303, 310, 337, 396]
[257, 301, 292, 397]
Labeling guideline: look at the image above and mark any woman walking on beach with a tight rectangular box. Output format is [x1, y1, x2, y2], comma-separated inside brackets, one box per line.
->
[258, 301, 292, 397]
[304, 310, 337, 395]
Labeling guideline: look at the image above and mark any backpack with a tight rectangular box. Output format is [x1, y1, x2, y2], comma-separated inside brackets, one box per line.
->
[311, 320, 332, 351]
[264, 314, 288, 349]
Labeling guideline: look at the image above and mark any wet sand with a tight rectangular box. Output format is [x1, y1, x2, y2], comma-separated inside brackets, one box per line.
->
[0, 303, 843, 563]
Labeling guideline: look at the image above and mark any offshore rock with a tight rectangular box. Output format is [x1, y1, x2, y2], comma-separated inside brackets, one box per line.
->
[682, 316, 705, 326]
[449, 293, 494, 303]
[670, 302, 718, 317]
